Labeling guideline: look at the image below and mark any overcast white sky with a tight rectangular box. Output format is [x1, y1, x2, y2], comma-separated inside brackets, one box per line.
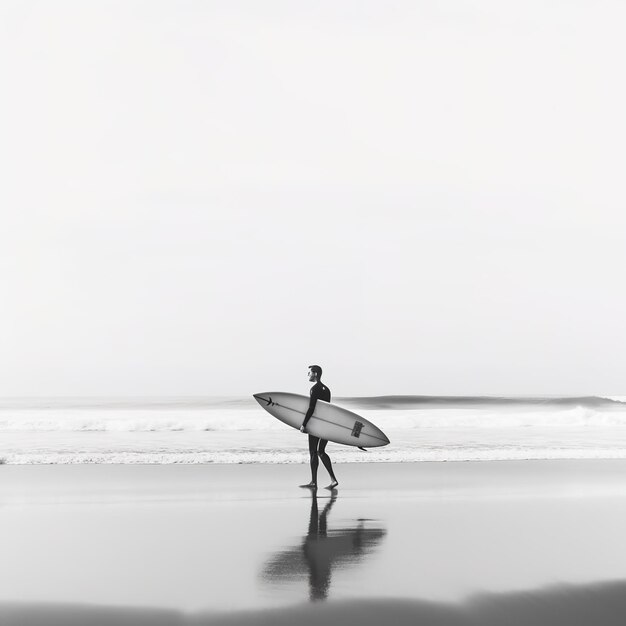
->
[1, 1, 625, 396]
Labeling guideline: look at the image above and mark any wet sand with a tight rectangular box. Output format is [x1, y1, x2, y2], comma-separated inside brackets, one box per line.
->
[2, 461, 626, 624]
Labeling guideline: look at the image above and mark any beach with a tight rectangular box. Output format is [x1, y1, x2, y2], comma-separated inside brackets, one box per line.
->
[2, 460, 626, 625]
[5, 0, 625, 622]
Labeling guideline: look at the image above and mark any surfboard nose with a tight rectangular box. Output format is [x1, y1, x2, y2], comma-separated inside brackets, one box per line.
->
[376, 428, 391, 446]
[253, 393, 270, 406]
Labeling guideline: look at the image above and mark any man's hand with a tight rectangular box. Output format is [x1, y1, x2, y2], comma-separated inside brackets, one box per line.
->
[300, 424, 306, 433]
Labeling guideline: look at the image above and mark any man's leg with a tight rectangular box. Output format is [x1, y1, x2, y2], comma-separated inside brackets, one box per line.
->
[318, 439, 338, 489]
[300, 435, 320, 487]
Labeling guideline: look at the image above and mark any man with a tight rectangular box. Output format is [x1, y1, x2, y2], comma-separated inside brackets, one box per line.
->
[300, 365, 339, 490]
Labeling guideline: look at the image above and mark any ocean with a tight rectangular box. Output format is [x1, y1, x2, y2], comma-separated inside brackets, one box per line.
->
[1, 395, 626, 464]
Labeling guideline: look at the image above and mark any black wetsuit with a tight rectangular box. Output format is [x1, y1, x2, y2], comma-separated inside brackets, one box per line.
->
[302, 380, 337, 485]
[302, 381, 331, 429]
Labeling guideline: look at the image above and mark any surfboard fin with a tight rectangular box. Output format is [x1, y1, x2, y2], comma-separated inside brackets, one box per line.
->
[358, 446, 368, 452]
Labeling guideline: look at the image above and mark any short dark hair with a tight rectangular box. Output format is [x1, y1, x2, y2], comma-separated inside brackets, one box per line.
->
[308, 364, 323, 378]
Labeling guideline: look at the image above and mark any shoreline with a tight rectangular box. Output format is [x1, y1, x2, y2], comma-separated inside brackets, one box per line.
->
[5, 452, 626, 465]
[2, 459, 626, 505]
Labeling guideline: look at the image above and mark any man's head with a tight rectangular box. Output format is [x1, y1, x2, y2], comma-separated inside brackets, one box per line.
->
[308, 365, 322, 382]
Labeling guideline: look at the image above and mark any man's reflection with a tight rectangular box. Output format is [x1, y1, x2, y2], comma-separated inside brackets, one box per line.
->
[262, 490, 386, 601]
[304, 488, 336, 600]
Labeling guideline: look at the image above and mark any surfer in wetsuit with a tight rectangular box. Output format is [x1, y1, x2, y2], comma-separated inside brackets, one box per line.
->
[300, 365, 339, 490]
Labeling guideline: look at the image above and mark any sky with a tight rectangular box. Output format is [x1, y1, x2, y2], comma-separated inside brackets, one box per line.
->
[1, 1, 625, 396]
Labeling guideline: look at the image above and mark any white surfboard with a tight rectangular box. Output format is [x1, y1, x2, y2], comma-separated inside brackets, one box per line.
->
[253, 392, 390, 448]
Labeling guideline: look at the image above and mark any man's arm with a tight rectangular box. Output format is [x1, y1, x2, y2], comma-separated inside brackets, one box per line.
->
[300, 389, 319, 432]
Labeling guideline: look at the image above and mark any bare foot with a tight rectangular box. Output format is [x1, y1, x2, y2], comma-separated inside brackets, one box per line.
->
[325, 480, 339, 490]
[299, 482, 317, 489]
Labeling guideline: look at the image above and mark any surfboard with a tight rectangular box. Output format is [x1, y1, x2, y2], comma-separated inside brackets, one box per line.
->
[253, 392, 390, 448]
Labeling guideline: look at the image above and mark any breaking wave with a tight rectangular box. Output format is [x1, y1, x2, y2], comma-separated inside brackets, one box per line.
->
[1, 395, 626, 464]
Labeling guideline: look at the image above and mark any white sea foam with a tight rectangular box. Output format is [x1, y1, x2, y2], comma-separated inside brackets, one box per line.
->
[1, 397, 626, 464]
[0, 409, 279, 432]
[368, 407, 626, 428]
[2, 406, 626, 432]
[6, 445, 626, 465]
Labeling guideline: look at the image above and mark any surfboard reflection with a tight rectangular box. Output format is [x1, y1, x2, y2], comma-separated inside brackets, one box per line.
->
[261, 491, 387, 601]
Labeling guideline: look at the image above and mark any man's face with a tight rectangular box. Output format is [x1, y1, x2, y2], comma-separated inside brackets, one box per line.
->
[308, 368, 316, 382]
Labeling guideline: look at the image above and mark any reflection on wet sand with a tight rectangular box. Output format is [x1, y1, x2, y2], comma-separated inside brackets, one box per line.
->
[261, 490, 387, 601]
